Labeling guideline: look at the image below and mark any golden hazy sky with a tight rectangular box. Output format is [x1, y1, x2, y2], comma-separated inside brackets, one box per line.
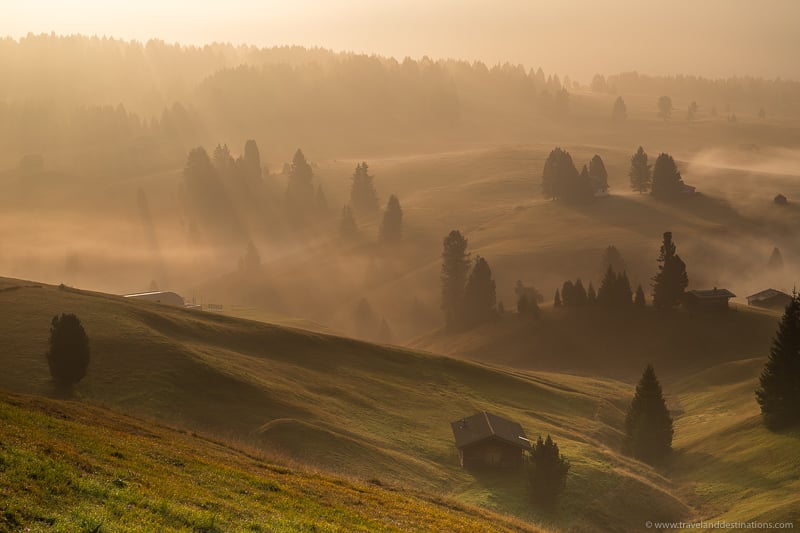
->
[5, 0, 800, 81]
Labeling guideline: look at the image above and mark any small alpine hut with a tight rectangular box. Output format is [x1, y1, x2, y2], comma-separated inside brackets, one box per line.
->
[450, 411, 532, 468]
[123, 291, 186, 307]
[746, 289, 792, 311]
[683, 288, 736, 311]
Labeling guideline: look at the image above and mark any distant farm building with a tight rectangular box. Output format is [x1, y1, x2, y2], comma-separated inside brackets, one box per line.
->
[683, 288, 736, 311]
[450, 411, 532, 468]
[746, 289, 792, 311]
[123, 291, 185, 307]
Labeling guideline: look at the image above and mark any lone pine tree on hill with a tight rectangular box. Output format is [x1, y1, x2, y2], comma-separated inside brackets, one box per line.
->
[756, 292, 800, 429]
[47, 313, 90, 386]
[652, 231, 688, 309]
[350, 162, 379, 216]
[459, 256, 497, 327]
[588, 154, 609, 193]
[441, 230, 471, 328]
[623, 364, 674, 463]
[379, 194, 403, 243]
[629, 146, 652, 194]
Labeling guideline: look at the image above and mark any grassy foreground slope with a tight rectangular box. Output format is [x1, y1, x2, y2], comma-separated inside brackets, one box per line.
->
[0, 278, 689, 531]
[0, 391, 538, 533]
[670, 358, 800, 529]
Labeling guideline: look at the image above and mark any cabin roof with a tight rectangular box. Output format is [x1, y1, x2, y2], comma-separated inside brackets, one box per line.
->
[686, 288, 736, 299]
[450, 411, 532, 450]
[747, 288, 790, 302]
[123, 291, 181, 298]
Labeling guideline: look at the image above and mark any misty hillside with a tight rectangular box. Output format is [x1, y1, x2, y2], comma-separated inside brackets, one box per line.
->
[1, 278, 798, 530]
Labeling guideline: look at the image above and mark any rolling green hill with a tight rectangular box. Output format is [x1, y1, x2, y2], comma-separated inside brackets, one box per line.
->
[0, 391, 538, 532]
[1, 277, 797, 531]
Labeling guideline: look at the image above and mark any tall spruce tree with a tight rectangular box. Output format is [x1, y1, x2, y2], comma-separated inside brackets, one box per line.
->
[286, 148, 315, 213]
[441, 230, 471, 328]
[589, 155, 609, 193]
[460, 256, 497, 327]
[241, 139, 263, 185]
[623, 364, 674, 463]
[379, 194, 403, 243]
[350, 162, 379, 216]
[602, 245, 626, 275]
[652, 232, 688, 309]
[554, 289, 562, 307]
[756, 292, 800, 429]
[629, 146, 652, 194]
[587, 282, 597, 305]
[651, 153, 685, 200]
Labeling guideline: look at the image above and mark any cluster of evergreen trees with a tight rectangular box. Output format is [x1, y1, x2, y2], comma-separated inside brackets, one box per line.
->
[527, 435, 570, 505]
[629, 147, 688, 199]
[554, 269, 644, 309]
[440, 231, 497, 329]
[541, 148, 608, 202]
[339, 162, 404, 244]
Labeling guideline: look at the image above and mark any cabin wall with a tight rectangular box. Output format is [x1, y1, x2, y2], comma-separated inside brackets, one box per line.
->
[460, 439, 524, 468]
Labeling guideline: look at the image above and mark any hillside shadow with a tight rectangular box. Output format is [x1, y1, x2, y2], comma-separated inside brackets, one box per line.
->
[559, 192, 763, 240]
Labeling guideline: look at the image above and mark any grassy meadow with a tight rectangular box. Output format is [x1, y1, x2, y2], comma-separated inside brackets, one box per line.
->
[1, 278, 797, 531]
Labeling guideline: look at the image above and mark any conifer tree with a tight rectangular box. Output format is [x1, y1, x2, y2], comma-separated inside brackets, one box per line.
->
[460, 256, 497, 327]
[602, 245, 626, 275]
[629, 146, 652, 194]
[241, 139, 263, 184]
[238, 239, 261, 272]
[623, 364, 673, 463]
[527, 435, 570, 504]
[441, 230, 471, 328]
[286, 148, 315, 212]
[589, 155, 609, 193]
[573, 279, 588, 306]
[616, 271, 633, 306]
[635, 284, 646, 307]
[657, 95, 673, 120]
[339, 205, 359, 240]
[561, 280, 575, 307]
[554, 289, 562, 308]
[379, 194, 403, 243]
[768, 247, 784, 271]
[350, 162, 379, 215]
[612, 96, 627, 121]
[46, 313, 90, 386]
[756, 292, 800, 429]
[651, 153, 685, 200]
[542, 147, 592, 202]
[652, 232, 688, 309]
[587, 282, 597, 305]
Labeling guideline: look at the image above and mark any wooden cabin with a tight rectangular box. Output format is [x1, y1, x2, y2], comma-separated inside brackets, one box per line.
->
[450, 411, 532, 468]
[683, 288, 736, 311]
[747, 289, 792, 311]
